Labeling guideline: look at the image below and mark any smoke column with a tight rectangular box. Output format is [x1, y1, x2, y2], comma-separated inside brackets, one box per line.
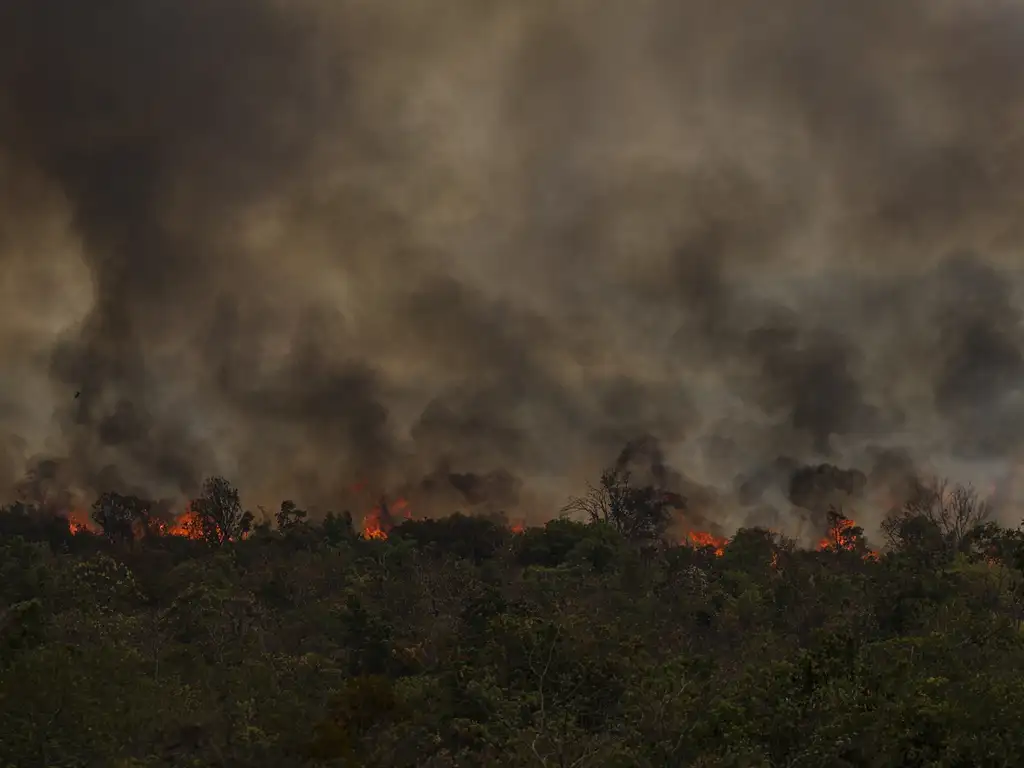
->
[3, 0, 1024, 535]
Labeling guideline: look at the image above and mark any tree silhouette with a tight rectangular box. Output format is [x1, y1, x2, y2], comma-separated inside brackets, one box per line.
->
[90, 492, 151, 544]
[883, 477, 990, 557]
[562, 467, 679, 543]
[190, 477, 253, 545]
[275, 500, 308, 530]
[820, 507, 868, 554]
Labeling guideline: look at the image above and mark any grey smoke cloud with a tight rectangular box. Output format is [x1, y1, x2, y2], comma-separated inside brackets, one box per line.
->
[3, 0, 1024, 535]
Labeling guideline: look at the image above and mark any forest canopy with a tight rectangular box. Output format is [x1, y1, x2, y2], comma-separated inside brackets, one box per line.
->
[2, 470, 1024, 767]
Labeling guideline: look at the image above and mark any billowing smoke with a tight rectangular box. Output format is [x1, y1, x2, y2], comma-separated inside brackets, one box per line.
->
[3, 0, 1024, 537]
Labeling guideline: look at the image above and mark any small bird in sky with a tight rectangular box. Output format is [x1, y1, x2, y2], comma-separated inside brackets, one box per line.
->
[74, 391, 81, 399]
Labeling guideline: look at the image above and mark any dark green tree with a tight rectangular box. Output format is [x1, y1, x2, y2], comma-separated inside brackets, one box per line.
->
[90, 492, 151, 544]
[275, 499, 307, 530]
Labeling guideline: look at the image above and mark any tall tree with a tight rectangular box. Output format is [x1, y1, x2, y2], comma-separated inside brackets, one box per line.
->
[884, 477, 990, 557]
[190, 477, 253, 545]
[563, 467, 679, 543]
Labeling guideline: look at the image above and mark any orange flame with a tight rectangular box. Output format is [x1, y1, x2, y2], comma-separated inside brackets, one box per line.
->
[61, 501, 251, 542]
[361, 497, 412, 540]
[66, 509, 95, 535]
[166, 504, 204, 539]
[818, 517, 857, 551]
[363, 508, 387, 540]
[818, 517, 879, 560]
[687, 531, 727, 556]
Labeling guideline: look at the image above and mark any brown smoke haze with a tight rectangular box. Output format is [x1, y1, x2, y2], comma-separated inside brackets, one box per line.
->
[3, 0, 1024, 539]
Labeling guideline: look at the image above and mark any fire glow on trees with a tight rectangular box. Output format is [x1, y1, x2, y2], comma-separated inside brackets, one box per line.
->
[67, 509, 91, 535]
[817, 514, 879, 560]
[683, 515, 879, 562]
[65, 504, 206, 540]
[359, 497, 529, 541]
[61, 489, 879, 560]
[361, 497, 411, 540]
[164, 504, 204, 539]
[687, 530, 728, 556]
[818, 517, 858, 551]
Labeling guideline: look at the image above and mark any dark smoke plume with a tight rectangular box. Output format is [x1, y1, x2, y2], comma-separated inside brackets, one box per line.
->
[4, 0, 1024, 539]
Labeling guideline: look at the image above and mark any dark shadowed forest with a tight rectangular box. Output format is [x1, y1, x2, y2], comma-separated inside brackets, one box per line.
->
[5, 467, 1024, 767]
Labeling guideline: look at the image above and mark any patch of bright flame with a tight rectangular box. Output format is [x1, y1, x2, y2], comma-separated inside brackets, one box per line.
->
[362, 508, 387, 540]
[67, 510, 95, 535]
[818, 517, 856, 551]
[818, 517, 879, 560]
[64, 505, 202, 540]
[362, 497, 412, 540]
[148, 506, 204, 540]
[165, 504, 203, 539]
[688, 531, 727, 556]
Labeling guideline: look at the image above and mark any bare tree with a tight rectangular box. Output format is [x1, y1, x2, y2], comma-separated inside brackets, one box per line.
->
[883, 477, 990, 555]
[562, 467, 681, 543]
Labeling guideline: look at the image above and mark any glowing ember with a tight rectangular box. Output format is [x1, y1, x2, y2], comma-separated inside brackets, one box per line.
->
[66, 509, 95, 535]
[688, 531, 727, 556]
[510, 519, 525, 534]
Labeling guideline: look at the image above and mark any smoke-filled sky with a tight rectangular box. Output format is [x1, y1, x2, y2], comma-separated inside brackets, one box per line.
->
[3, 0, 1024, 535]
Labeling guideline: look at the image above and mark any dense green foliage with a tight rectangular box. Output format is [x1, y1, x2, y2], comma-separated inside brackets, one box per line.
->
[3, 481, 1024, 767]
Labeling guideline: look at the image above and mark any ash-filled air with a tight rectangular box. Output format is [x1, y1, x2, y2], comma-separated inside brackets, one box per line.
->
[3, 0, 1024, 541]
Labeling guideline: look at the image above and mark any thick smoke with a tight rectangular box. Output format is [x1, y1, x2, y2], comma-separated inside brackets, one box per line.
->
[3, 0, 1024, 537]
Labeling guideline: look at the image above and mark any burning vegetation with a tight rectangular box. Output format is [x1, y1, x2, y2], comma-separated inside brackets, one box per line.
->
[35, 448, 958, 563]
[687, 531, 728, 556]
[20, 428, 996, 586]
[9, 0, 1024, 761]
[4, 464, 1023, 766]
[361, 497, 412, 541]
